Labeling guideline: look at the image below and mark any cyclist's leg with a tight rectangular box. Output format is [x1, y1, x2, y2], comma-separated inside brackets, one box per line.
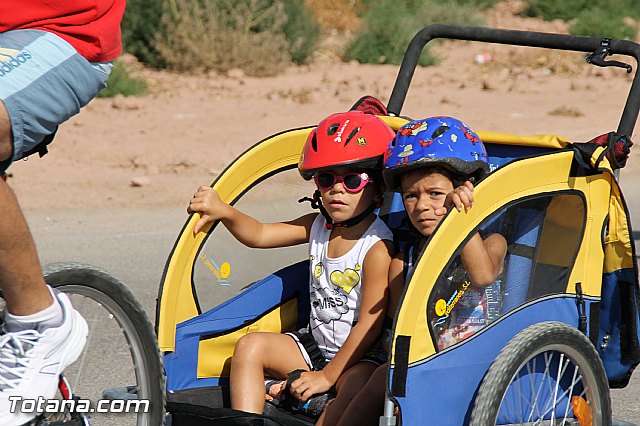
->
[0, 93, 51, 311]
[0, 28, 107, 309]
[0, 27, 109, 318]
[0, 29, 110, 424]
[231, 332, 310, 414]
[0, 175, 52, 313]
[0, 29, 111, 308]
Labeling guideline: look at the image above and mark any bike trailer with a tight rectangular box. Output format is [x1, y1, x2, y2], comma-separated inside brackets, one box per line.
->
[156, 25, 640, 425]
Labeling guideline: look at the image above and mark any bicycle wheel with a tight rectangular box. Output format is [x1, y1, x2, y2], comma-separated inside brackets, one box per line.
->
[470, 321, 611, 426]
[42, 262, 165, 426]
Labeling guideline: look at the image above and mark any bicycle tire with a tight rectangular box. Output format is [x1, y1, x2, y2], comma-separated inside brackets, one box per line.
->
[469, 321, 611, 426]
[43, 262, 165, 426]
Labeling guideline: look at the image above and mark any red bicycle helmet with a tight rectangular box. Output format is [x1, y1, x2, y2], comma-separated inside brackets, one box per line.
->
[298, 111, 395, 180]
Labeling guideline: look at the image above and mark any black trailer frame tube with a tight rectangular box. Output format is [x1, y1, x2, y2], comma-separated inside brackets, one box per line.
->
[387, 24, 640, 137]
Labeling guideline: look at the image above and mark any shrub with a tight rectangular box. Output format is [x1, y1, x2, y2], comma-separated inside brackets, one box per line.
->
[570, 7, 638, 40]
[97, 61, 147, 98]
[282, 0, 321, 64]
[154, 0, 290, 76]
[305, 0, 360, 32]
[345, 0, 484, 66]
[121, 0, 164, 67]
[359, 0, 496, 10]
[346, 1, 427, 65]
[523, 0, 587, 21]
[153, 0, 320, 74]
[243, 0, 321, 64]
[525, 0, 640, 28]
[453, 0, 499, 9]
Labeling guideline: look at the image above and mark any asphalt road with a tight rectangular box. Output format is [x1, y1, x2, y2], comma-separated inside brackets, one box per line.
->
[27, 207, 184, 320]
[25, 202, 640, 424]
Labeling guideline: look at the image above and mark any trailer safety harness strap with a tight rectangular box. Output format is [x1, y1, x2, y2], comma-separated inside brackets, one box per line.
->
[391, 335, 411, 397]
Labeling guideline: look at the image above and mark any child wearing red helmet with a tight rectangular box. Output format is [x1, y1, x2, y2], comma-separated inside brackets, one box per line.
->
[189, 110, 395, 421]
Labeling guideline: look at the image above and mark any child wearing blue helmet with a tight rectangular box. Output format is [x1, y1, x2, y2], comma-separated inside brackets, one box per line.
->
[333, 116, 507, 426]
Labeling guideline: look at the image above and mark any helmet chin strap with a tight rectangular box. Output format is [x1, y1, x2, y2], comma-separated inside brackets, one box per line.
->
[298, 190, 378, 229]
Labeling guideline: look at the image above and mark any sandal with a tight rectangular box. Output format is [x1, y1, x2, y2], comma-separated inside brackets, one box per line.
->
[264, 378, 286, 404]
[281, 369, 335, 418]
[298, 391, 334, 417]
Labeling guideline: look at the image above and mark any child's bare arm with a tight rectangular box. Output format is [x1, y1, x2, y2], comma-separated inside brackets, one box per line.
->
[188, 185, 317, 248]
[288, 240, 393, 401]
[460, 232, 507, 286]
[432, 180, 507, 286]
[387, 254, 405, 318]
[382, 255, 406, 354]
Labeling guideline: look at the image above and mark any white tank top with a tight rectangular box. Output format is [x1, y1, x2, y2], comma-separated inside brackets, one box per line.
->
[308, 215, 393, 360]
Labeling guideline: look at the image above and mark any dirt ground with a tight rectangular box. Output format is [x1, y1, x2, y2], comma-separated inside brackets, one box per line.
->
[7, 0, 640, 211]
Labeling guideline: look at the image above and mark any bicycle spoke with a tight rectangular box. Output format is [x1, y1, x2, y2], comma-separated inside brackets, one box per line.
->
[69, 296, 102, 394]
[528, 356, 543, 423]
[562, 364, 580, 421]
[549, 353, 565, 424]
[538, 364, 585, 421]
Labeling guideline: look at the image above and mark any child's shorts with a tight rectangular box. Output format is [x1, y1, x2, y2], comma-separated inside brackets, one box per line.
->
[286, 329, 387, 371]
[0, 29, 113, 173]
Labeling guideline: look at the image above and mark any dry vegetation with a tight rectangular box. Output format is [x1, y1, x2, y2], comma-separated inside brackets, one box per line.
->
[155, 0, 289, 76]
[305, 0, 360, 32]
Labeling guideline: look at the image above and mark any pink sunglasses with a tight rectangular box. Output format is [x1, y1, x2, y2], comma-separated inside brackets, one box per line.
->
[313, 171, 373, 193]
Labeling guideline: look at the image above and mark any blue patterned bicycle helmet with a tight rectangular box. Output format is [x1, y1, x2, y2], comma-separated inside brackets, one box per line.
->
[383, 116, 490, 191]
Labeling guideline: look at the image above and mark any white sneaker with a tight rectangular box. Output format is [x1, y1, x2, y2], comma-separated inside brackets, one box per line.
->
[0, 291, 88, 425]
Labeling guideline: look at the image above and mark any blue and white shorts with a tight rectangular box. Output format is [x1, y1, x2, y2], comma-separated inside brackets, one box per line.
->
[0, 29, 113, 172]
